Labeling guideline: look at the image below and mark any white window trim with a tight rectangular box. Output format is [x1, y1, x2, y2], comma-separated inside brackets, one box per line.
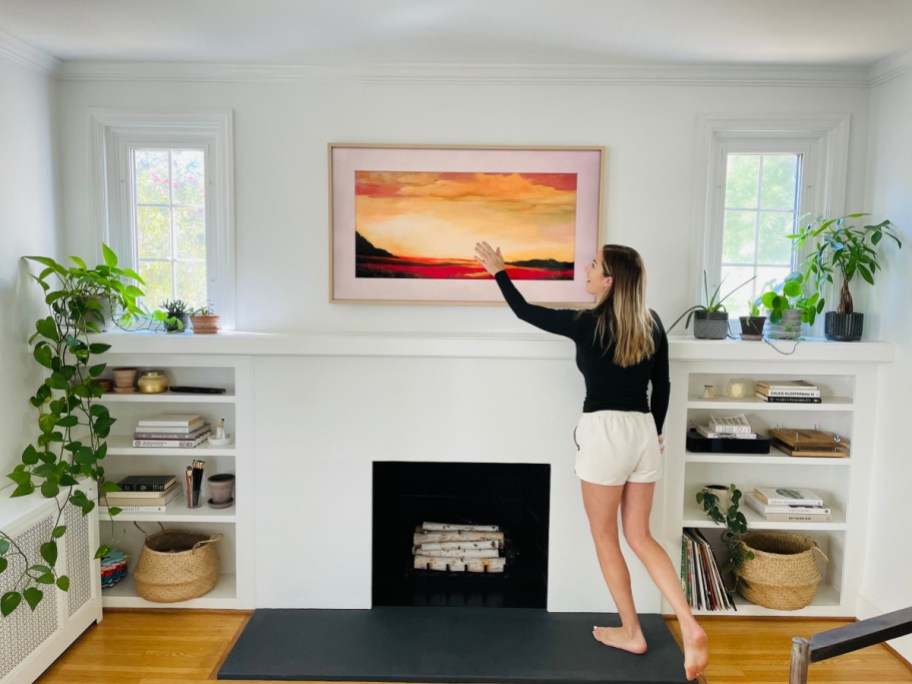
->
[89, 109, 236, 329]
[692, 113, 850, 317]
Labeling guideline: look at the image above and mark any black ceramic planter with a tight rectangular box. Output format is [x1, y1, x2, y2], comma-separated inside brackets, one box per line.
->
[693, 311, 729, 339]
[739, 316, 767, 340]
[825, 312, 864, 341]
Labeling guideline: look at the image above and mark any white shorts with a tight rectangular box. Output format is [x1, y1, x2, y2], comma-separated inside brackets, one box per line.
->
[573, 410, 662, 486]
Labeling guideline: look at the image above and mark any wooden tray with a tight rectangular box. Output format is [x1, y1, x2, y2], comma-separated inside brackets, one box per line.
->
[769, 428, 850, 457]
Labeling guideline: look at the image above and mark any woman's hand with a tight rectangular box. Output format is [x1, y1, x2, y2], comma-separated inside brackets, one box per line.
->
[658, 433, 666, 457]
[474, 241, 505, 276]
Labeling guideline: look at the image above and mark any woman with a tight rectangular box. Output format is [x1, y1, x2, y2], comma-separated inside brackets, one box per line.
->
[474, 242, 708, 682]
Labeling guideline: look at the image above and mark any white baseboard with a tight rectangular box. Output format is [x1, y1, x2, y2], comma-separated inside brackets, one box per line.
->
[857, 588, 912, 665]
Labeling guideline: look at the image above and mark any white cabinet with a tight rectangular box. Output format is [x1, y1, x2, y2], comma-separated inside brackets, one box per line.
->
[662, 344, 889, 618]
[95, 353, 254, 609]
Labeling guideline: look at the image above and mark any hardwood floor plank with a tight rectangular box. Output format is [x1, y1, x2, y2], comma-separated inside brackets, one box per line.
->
[35, 610, 912, 684]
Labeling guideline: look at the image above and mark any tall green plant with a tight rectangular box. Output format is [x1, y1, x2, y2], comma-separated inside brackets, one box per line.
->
[668, 271, 756, 331]
[1, 245, 145, 617]
[792, 213, 902, 314]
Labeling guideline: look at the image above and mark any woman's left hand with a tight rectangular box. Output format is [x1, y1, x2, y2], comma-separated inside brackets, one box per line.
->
[658, 433, 666, 456]
[474, 242, 505, 276]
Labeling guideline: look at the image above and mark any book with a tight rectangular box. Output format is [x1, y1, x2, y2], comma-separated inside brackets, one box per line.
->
[117, 474, 177, 492]
[696, 425, 757, 439]
[109, 482, 178, 498]
[744, 491, 831, 515]
[133, 424, 211, 440]
[760, 511, 833, 522]
[754, 487, 825, 507]
[132, 432, 211, 449]
[101, 486, 181, 511]
[755, 386, 821, 398]
[136, 413, 204, 428]
[708, 413, 753, 434]
[755, 380, 819, 391]
[755, 393, 822, 403]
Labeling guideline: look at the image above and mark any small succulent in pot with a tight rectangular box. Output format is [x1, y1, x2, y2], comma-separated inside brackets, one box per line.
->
[738, 298, 767, 340]
[668, 271, 756, 339]
[160, 299, 191, 333]
[189, 302, 220, 334]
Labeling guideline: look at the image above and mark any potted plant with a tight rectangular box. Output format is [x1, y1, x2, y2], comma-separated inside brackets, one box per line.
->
[792, 213, 902, 341]
[161, 299, 191, 333]
[758, 272, 822, 340]
[1, 245, 145, 616]
[669, 271, 755, 339]
[739, 299, 767, 340]
[189, 303, 220, 334]
[696, 484, 754, 579]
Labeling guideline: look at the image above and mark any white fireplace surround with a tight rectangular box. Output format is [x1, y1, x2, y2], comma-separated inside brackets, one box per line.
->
[97, 331, 892, 615]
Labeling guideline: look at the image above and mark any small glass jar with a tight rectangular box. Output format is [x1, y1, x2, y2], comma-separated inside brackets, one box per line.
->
[137, 370, 168, 394]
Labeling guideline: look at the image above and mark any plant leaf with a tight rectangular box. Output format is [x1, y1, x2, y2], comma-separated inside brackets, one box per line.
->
[40, 541, 58, 567]
[23, 587, 44, 610]
[56, 575, 70, 591]
[1, 591, 21, 616]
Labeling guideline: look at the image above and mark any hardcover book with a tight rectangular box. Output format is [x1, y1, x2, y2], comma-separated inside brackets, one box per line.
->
[755, 380, 819, 391]
[135, 413, 204, 428]
[117, 474, 177, 492]
[101, 486, 181, 510]
[707, 413, 753, 434]
[755, 393, 822, 403]
[132, 432, 211, 449]
[744, 491, 831, 515]
[753, 487, 824, 507]
[133, 424, 211, 440]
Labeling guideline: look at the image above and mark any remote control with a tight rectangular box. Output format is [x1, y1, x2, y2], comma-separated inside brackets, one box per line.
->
[169, 386, 227, 394]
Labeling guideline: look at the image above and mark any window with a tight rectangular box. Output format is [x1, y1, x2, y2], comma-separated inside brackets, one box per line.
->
[90, 110, 235, 327]
[132, 148, 208, 309]
[698, 115, 850, 319]
[720, 152, 802, 315]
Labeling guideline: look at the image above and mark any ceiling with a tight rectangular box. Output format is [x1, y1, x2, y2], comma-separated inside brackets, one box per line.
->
[1, 0, 911, 67]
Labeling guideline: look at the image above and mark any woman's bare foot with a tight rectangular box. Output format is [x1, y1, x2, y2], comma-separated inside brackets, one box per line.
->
[681, 621, 709, 680]
[592, 626, 648, 654]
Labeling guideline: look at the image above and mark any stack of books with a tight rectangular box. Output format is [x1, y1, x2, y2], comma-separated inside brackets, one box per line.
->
[699, 412, 756, 439]
[133, 413, 211, 448]
[100, 475, 181, 512]
[681, 528, 735, 611]
[745, 487, 832, 522]
[755, 379, 822, 403]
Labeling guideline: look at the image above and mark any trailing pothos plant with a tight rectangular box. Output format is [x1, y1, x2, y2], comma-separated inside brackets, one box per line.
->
[696, 484, 754, 576]
[0, 245, 145, 617]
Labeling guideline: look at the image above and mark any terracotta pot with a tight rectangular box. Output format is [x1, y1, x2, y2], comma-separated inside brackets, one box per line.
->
[190, 314, 220, 334]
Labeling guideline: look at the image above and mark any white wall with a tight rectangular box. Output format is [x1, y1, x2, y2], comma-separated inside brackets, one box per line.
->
[860, 64, 912, 661]
[0, 54, 59, 480]
[53, 72, 880, 613]
[55, 76, 872, 333]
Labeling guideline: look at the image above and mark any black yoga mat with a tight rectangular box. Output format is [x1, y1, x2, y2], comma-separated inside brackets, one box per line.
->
[219, 607, 694, 683]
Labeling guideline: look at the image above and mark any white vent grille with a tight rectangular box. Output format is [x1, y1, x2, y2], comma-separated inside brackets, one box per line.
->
[65, 505, 92, 617]
[0, 514, 58, 681]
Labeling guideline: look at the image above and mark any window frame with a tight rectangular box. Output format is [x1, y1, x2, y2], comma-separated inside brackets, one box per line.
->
[695, 114, 850, 325]
[89, 110, 235, 328]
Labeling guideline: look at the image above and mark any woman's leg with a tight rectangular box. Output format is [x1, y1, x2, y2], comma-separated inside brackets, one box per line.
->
[620, 481, 708, 680]
[580, 480, 648, 654]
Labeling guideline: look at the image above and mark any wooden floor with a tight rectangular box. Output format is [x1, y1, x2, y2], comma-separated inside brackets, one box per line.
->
[37, 610, 912, 684]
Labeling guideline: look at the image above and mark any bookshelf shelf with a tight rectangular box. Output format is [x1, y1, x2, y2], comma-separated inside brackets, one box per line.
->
[95, 352, 253, 610]
[666, 364, 880, 618]
[101, 391, 236, 404]
[685, 396, 853, 411]
[101, 573, 237, 609]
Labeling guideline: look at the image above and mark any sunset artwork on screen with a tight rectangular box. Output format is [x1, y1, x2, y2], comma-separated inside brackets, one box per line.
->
[353, 170, 577, 280]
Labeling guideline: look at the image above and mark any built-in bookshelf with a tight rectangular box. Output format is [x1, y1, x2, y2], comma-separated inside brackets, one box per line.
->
[95, 353, 254, 610]
[663, 344, 890, 618]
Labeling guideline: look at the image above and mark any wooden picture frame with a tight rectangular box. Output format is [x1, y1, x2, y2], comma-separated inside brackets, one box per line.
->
[329, 144, 603, 305]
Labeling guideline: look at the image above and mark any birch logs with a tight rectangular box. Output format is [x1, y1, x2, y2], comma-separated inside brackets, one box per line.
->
[413, 522, 506, 573]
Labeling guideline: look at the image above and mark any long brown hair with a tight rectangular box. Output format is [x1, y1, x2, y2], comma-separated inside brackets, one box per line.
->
[590, 244, 656, 367]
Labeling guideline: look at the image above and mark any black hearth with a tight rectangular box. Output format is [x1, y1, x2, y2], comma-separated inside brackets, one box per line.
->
[372, 462, 550, 609]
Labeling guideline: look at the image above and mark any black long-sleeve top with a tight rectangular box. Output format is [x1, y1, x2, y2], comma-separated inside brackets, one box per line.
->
[495, 270, 670, 433]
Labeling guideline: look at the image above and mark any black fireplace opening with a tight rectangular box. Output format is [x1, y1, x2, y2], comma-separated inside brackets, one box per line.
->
[372, 461, 550, 609]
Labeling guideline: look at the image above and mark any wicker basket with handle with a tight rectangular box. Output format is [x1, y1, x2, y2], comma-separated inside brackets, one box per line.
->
[734, 531, 828, 610]
[133, 522, 222, 603]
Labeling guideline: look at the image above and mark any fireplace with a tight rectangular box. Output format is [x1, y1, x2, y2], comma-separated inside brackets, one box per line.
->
[372, 462, 550, 609]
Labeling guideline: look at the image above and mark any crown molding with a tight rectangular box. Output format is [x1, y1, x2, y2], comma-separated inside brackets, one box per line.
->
[868, 51, 912, 87]
[56, 60, 871, 87]
[0, 29, 60, 74]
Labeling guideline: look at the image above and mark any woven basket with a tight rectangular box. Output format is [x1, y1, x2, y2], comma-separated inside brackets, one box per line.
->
[133, 523, 222, 603]
[735, 531, 827, 610]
